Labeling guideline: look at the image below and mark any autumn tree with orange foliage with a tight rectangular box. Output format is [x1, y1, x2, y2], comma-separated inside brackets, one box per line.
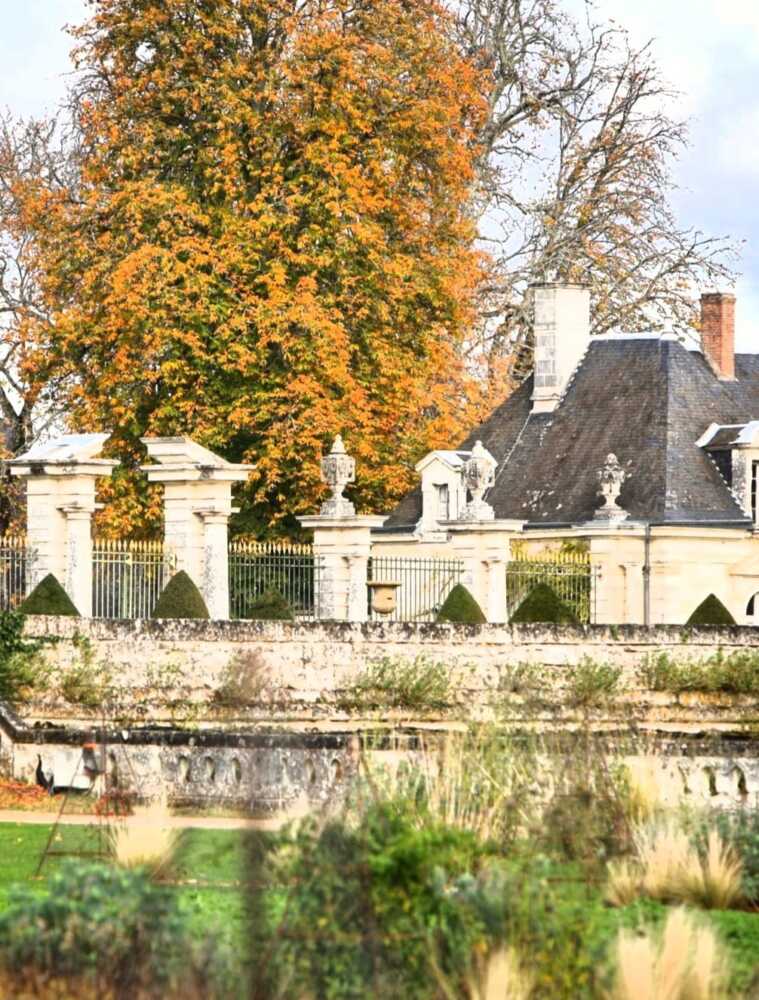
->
[19, 0, 490, 535]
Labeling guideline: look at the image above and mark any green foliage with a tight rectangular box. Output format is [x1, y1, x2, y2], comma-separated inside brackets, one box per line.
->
[707, 810, 759, 904]
[639, 649, 759, 695]
[18, 573, 79, 616]
[566, 657, 623, 707]
[338, 656, 454, 712]
[436, 584, 486, 624]
[510, 582, 579, 625]
[441, 860, 608, 998]
[0, 860, 227, 995]
[685, 593, 736, 626]
[0, 610, 55, 704]
[59, 636, 112, 710]
[152, 571, 209, 620]
[243, 586, 294, 621]
[261, 799, 493, 999]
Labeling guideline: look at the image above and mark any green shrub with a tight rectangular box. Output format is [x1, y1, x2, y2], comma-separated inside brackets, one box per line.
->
[18, 574, 79, 616]
[260, 799, 493, 999]
[243, 586, 294, 621]
[338, 655, 453, 712]
[686, 594, 736, 626]
[152, 571, 209, 620]
[436, 584, 486, 624]
[0, 860, 227, 996]
[639, 649, 759, 695]
[0, 610, 54, 704]
[705, 811, 759, 903]
[510, 583, 579, 625]
[59, 636, 112, 709]
[567, 657, 622, 707]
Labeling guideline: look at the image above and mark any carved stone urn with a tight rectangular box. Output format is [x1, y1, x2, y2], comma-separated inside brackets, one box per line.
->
[461, 440, 497, 521]
[594, 453, 628, 522]
[320, 435, 356, 517]
[366, 580, 402, 615]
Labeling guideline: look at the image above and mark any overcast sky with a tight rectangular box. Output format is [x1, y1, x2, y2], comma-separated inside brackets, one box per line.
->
[2, 0, 759, 349]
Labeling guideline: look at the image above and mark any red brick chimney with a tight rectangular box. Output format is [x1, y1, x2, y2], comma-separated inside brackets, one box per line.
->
[700, 292, 735, 380]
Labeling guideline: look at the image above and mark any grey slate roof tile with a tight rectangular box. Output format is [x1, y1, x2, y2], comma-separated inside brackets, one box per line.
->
[383, 338, 759, 531]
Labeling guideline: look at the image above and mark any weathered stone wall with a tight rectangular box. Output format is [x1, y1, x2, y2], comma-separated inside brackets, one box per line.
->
[21, 616, 759, 725]
[9, 617, 759, 811]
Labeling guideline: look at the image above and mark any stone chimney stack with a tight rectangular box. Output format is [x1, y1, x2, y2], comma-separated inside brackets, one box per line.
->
[700, 292, 735, 380]
[531, 283, 591, 414]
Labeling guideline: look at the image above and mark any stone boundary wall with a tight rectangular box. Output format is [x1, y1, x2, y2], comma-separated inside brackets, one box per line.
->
[19, 617, 759, 724]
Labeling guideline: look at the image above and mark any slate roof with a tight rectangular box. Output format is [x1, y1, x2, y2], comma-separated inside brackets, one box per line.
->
[383, 336, 759, 531]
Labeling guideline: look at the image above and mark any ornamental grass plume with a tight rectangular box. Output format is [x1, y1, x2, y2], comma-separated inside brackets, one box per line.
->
[605, 818, 743, 910]
[109, 793, 178, 879]
[468, 948, 534, 1000]
[609, 907, 729, 1000]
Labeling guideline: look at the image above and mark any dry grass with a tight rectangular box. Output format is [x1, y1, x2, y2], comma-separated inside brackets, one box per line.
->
[109, 794, 178, 878]
[609, 907, 729, 1000]
[468, 948, 534, 1000]
[606, 818, 743, 910]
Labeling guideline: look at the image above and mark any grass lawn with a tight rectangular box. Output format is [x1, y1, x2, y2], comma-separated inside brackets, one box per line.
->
[0, 822, 756, 994]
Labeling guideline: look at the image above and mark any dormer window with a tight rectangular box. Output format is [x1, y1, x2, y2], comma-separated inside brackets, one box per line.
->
[697, 422, 759, 525]
[435, 484, 450, 521]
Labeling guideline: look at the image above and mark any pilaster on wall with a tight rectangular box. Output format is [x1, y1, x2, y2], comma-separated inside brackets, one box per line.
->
[298, 516, 386, 621]
[142, 437, 252, 619]
[8, 434, 117, 616]
[587, 526, 647, 625]
[445, 520, 525, 623]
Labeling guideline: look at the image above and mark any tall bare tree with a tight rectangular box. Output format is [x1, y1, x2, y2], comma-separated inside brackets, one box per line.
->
[0, 115, 77, 528]
[455, 0, 739, 379]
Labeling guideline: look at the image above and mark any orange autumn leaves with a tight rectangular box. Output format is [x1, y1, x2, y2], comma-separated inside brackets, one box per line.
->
[20, 0, 493, 535]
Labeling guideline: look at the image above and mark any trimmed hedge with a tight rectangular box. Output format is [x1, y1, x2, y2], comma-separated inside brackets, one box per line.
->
[436, 584, 486, 624]
[686, 593, 736, 627]
[245, 587, 294, 621]
[510, 582, 579, 625]
[18, 574, 79, 616]
[151, 571, 210, 620]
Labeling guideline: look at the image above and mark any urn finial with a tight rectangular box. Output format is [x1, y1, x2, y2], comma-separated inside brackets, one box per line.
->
[594, 453, 628, 522]
[320, 435, 356, 517]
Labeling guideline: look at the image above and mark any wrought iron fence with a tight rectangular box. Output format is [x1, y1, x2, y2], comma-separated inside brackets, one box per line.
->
[92, 539, 176, 619]
[0, 535, 31, 610]
[367, 555, 465, 622]
[506, 549, 596, 624]
[228, 541, 320, 620]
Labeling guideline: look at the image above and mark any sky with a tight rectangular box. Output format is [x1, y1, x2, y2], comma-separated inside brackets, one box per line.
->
[2, 0, 759, 349]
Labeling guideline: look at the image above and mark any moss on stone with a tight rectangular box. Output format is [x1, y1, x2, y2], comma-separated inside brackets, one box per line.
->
[510, 582, 579, 625]
[151, 571, 210, 620]
[18, 574, 79, 616]
[244, 587, 294, 621]
[686, 594, 736, 627]
[436, 583, 486, 624]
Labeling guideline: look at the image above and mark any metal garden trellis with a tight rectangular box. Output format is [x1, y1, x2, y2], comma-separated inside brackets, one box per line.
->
[506, 549, 597, 624]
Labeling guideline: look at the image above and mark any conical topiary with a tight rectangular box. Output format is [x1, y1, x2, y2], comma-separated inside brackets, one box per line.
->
[686, 594, 736, 627]
[18, 574, 80, 616]
[436, 583, 486, 624]
[151, 571, 210, 619]
[245, 586, 294, 621]
[510, 582, 579, 625]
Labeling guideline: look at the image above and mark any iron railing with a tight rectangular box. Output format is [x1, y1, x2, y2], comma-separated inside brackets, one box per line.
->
[506, 550, 596, 624]
[0, 535, 31, 610]
[228, 541, 320, 620]
[367, 555, 465, 622]
[92, 539, 176, 619]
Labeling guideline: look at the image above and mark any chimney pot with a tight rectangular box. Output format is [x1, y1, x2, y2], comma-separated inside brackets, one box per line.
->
[700, 292, 735, 380]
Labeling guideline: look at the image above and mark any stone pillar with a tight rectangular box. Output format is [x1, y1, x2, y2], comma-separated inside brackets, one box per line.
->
[299, 516, 386, 621]
[587, 525, 647, 625]
[141, 437, 252, 619]
[445, 521, 525, 623]
[8, 434, 117, 616]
